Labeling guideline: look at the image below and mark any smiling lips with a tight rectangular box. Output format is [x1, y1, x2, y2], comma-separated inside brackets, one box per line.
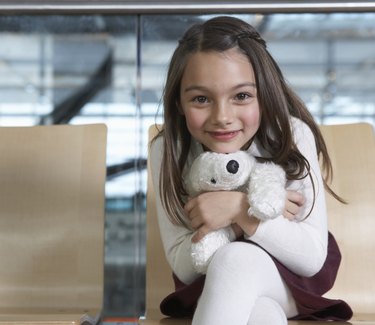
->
[208, 130, 240, 141]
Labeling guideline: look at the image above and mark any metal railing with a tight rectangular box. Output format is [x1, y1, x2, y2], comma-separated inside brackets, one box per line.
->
[0, 1, 375, 13]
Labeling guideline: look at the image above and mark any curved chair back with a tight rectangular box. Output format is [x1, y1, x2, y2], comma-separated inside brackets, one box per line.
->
[0, 124, 107, 324]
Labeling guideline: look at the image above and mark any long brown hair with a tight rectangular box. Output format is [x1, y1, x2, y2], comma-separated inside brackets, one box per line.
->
[155, 15, 342, 227]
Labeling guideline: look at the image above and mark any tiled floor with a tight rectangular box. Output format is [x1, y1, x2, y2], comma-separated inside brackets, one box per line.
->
[104, 318, 139, 325]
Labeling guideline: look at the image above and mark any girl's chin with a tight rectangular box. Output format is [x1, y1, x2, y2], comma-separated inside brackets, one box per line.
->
[203, 144, 242, 154]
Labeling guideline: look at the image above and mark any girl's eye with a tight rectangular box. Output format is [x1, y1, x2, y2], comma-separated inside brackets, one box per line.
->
[235, 92, 251, 101]
[193, 96, 208, 104]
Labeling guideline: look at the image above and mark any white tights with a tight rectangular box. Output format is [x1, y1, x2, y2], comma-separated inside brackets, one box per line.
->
[192, 242, 298, 325]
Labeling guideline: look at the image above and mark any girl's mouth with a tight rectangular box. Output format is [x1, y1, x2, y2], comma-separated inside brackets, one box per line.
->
[208, 130, 240, 140]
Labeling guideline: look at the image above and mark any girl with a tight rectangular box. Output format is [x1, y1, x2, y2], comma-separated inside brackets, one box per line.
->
[150, 16, 352, 324]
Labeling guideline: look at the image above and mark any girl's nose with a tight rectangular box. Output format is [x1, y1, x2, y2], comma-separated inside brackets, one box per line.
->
[211, 102, 233, 126]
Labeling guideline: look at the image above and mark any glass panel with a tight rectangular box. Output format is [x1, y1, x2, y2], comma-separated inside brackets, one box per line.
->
[0, 15, 144, 318]
[264, 13, 375, 125]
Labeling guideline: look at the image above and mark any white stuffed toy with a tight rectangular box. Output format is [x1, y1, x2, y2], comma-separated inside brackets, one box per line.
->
[186, 151, 286, 273]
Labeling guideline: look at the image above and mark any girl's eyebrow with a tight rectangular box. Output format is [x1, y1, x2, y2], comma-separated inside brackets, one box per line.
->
[184, 82, 257, 93]
[232, 82, 257, 90]
[183, 85, 207, 93]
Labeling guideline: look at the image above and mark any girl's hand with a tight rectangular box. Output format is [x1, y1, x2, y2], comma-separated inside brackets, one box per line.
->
[185, 190, 304, 242]
[184, 191, 249, 243]
[283, 190, 305, 220]
[236, 190, 304, 238]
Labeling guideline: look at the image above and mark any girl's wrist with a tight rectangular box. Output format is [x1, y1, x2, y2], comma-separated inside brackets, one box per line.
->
[236, 213, 260, 238]
[231, 223, 244, 239]
[232, 193, 260, 238]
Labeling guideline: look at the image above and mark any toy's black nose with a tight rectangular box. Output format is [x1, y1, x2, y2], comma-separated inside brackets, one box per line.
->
[226, 160, 239, 174]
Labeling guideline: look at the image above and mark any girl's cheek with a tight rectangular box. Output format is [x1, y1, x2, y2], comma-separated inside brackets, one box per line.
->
[245, 107, 261, 126]
[185, 110, 207, 129]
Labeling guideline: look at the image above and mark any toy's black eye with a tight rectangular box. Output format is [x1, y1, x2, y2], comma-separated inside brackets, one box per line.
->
[210, 178, 217, 184]
[226, 160, 239, 174]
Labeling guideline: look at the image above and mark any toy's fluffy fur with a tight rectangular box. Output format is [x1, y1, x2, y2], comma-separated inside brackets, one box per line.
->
[186, 151, 286, 273]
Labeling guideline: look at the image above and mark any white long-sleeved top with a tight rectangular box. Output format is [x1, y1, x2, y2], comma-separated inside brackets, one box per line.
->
[150, 117, 328, 285]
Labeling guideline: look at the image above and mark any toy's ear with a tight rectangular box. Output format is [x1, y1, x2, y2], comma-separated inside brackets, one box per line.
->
[186, 152, 216, 196]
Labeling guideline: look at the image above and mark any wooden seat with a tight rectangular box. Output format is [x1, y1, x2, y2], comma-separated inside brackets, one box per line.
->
[141, 122, 375, 325]
[0, 124, 107, 325]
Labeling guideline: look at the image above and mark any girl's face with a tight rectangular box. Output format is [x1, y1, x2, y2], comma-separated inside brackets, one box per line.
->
[180, 48, 261, 153]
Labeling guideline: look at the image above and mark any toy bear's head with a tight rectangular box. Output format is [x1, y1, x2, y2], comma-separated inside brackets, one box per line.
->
[186, 151, 256, 197]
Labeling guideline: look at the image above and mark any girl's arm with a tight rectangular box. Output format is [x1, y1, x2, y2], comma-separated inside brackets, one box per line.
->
[188, 189, 305, 242]
[242, 118, 328, 277]
[150, 137, 200, 285]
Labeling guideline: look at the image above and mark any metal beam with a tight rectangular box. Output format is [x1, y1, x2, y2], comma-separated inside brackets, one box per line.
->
[0, 1, 375, 14]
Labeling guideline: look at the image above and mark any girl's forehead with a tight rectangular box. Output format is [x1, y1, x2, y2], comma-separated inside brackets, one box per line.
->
[180, 49, 256, 92]
[182, 49, 254, 77]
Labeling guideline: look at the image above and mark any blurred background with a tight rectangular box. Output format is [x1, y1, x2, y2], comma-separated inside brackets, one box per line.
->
[0, 4, 374, 319]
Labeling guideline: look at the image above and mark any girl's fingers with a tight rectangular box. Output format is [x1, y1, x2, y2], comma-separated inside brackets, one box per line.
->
[284, 191, 305, 220]
[192, 225, 210, 243]
[286, 190, 305, 206]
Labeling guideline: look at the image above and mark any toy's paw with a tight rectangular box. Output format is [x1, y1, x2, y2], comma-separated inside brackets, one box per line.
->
[248, 162, 286, 220]
[191, 228, 231, 274]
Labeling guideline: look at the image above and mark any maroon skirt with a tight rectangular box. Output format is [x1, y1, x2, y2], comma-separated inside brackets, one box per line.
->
[160, 232, 353, 321]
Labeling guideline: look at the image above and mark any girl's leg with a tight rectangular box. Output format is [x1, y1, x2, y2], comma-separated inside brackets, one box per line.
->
[247, 297, 287, 325]
[192, 242, 298, 325]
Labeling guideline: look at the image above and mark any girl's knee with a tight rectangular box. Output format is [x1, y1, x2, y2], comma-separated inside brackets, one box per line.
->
[208, 242, 271, 275]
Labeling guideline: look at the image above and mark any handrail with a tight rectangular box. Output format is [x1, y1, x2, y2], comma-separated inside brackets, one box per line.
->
[0, 1, 375, 14]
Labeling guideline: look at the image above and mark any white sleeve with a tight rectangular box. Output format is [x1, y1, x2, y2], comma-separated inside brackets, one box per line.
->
[247, 119, 328, 277]
[149, 137, 201, 284]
